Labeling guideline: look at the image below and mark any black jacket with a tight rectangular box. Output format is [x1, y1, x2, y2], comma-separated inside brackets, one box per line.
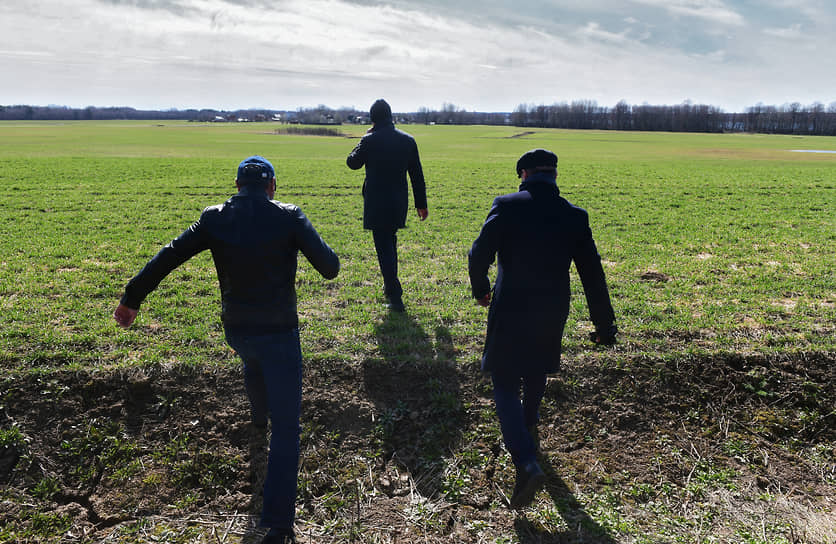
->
[121, 186, 339, 334]
[468, 174, 615, 373]
[346, 122, 427, 230]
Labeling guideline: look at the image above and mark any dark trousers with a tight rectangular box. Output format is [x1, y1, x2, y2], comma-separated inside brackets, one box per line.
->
[225, 329, 302, 531]
[491, 368, 547, 468]
[372, 229, 402, 300]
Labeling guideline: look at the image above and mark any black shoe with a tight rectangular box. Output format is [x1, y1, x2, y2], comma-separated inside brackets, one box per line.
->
[262, 529, 296, 544]
[509, 461, 546, 509]
[385, 296, 405, 312]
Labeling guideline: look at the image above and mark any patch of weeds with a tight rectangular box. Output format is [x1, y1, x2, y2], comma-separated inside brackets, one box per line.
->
[142, 472, 164, 487]
[440, 464, 471, 501]
[150, 431, 241, 502]
[687, 460, 738, 497]
[0, 423, 27, 450]
[401, 496, 446, 532]
[807, 443, 836, 485]
[110, 457, 143, 483]
[530, 506, 569, 531]
[1, 510, 73, 541]
[168, 439, 239, 493]
[152, 392, 181, 418]
[628, 481, 656, 503]
[456, 447, 488, 469]
[583, 489, 638, 535]
[372, 400, 407, 448]
[114, 517, 153, 537]
[466, 519, 490, 535]
[321, 491, 348, 515]
[0, 422, 28, 475]
[116, 518, 206, 544]
[735, 524, 794, 544]
[58, 419, 140, 488]
[30, 512, 73, 537]
[723, 436, 753, 463]
[743, 369, 774, 399]
[172, 492, 200, 510]
[32, 476, 61, 500]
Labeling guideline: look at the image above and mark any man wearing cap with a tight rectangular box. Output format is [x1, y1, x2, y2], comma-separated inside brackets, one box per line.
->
[346, 98, 428, 312]
[114, 156, 339, 544]
[468, 148, 617, 509]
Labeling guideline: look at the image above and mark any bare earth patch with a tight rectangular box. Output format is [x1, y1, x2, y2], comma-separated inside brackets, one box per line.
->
[1, 350, 834, 543]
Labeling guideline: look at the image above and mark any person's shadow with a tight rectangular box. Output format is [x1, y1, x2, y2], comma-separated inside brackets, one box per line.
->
[514, 455, 617, 543]
[362, 310, 462, 498]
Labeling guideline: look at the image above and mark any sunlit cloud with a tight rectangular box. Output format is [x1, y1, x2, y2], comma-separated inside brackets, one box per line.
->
[0, 0, 833, 111]
[763, 23, 803, 39]
[629, 0, 745, 25]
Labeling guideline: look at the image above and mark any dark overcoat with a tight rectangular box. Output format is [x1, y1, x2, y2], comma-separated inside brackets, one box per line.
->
[346, 122, 427, 230]
[468, 174, 616, 374]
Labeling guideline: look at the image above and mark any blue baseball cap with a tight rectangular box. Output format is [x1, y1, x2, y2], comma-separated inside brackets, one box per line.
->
[237, 155, 275, 185]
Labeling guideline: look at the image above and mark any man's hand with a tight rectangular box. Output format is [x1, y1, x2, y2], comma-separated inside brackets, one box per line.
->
[114, 303, 138, 329]
[417, 208, 428, 221]
[477, 293, 491, 307]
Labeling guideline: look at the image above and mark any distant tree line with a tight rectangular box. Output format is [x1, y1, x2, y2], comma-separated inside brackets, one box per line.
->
[0, 105, 281, 122]
[3, 100, 836, 135]
[509, 100, 836, 135]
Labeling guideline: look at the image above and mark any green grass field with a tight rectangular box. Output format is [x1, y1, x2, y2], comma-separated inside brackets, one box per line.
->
[1, 122, 833, 371]
[0, 121, 834, 543]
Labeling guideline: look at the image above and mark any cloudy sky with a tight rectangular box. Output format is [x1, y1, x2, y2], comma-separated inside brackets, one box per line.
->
[1, 0, 834, 112]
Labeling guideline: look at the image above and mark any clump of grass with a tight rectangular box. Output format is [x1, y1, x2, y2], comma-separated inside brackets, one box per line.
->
[275, 126, 347, 137]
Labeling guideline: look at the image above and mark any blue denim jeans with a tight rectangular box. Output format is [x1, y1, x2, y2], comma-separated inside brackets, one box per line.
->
[225, 329, 302, 531]
[491, 368, 547, 468]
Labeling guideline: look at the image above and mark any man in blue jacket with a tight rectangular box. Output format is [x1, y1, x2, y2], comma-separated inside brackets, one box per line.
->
[347, 99, 428, 312]
[468, 148, 617, 509]
[114, 156, 339, 544]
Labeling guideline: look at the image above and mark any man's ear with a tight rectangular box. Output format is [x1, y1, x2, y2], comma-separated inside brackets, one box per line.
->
[235, 178, 241, 190]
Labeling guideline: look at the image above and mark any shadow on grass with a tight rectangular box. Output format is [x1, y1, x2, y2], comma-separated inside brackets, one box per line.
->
[515, 456, 616, 543]
[362, 310, 462, 498]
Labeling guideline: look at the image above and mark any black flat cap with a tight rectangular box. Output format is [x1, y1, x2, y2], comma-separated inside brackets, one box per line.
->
[516, 148, 558, 177]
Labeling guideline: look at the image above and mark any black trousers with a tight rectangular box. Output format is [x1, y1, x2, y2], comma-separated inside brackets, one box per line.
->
[372, 229, 402, 300]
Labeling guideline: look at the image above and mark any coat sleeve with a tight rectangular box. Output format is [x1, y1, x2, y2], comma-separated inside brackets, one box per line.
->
[407, 139, 428, 209]
[293, 208, 340, 280]
[120, 217, 211, 309]
[572, 215, 616, 332]
[468, 199, 501, 299]
[346, 136, 367, 170]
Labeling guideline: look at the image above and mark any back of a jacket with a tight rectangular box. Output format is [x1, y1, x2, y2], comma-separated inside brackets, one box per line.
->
[346, 122, 427, 230]
[121, 186, 339, 334]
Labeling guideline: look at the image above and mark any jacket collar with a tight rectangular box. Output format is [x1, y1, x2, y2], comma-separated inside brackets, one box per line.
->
[370, 121, 395, 132]
[519, 172, 559, 194]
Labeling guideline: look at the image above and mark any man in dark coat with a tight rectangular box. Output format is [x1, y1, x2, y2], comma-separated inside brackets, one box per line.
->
[114, 156, 339, 544]
[468, 148, 617, 508]
[346, 98, 428, 312]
